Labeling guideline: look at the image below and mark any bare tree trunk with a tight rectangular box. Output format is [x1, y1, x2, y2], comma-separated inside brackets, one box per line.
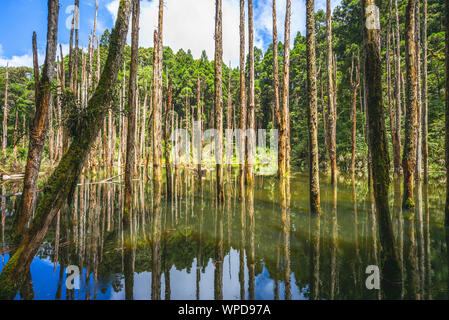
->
[13, 109, 18, 157]
[393, 0, 402, 177]
[215, 0, 224, 201]
[13, 0, 60, 245]
[422, 0, 429, 184]
[152, 0, 164, 189]
[415, 0, 422, 182]
[279, 0, 291, 178]
[2, 63, 8, 155]
[239, 0, 247, 188]
[245, 0, 255, 186]
[226, 66, 232, 180]
[0, 0, 132, 299]
[196, 74, 203, 187]
[272, 0, 281, 131]
[327, 0, 337, 185]
[306, 0, 321, 216]
[165, 78, 173, 198]
[363, 0, 401, 299]
[403, 0, 418, 209]
[124, 0, 139, 225]
[350, 53, 360, 179]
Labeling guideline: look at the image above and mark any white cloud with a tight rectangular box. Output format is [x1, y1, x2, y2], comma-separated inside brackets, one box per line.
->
[0, 43, 70, 68]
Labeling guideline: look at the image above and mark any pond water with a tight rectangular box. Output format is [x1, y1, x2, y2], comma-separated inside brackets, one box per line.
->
[1, 170, 448, 300]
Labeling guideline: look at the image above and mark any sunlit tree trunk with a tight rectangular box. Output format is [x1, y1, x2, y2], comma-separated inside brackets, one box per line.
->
[124, 0, 139, 225]
[403, 0, 418, 209]
[215, 0, 224, 201]
[246, 0, 255, 186]
[272, 0, 281, 133]
[306, 0, 321, 216]
[152, 0, 164, 189]
[279, 0, 291, 178]
[239, 0, 247, 188]
[0, 0, 132, 299]
[363, 0, 401, 299]
[13, 0, 60, 245]
[327, 0, 337, 185]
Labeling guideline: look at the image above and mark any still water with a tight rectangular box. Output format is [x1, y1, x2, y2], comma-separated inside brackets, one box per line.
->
[0, 170, 448, 300]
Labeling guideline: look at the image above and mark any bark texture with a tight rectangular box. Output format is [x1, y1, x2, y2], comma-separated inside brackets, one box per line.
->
[403, 0, 418, 209]
[215, 0, 224, 201]
[0, 0, 132, 299]
[306, 0, 321, 216]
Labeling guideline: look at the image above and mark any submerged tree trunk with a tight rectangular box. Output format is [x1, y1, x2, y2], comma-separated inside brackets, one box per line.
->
[124, 0, 140, 225]
[306, 0, 321, 216]
[196, 73, 203, 187]
[13, 0, 60, 246]
[403, 0, 418, 209]
[363, 0, 401, 299]
[327, 0, 337, 185]
[239, 0, 247, 188]
[215, 0, 224, 201]
[0, 0, 132, 299]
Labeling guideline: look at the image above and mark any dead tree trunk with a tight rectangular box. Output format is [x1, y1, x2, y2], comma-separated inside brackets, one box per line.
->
[350, 53, 360, 179]
[226, 66, 232, 180]
[272, 0, 281, 132]
[279, 0, 291, 178]
[415, 0, 422, 182]
[0, 0, 132, 299]
[422, 0, 429, 184]
[393, 0, 402, 176]
[239, 0, 247, 187]
[363, 0, 401, 298]
[197, 74, 203, 186]
[13, 0, 60, 245]
[152, 0, 164, 190]
[215, 0, 224, 201]
[327, 0, 337, 185]
[165, 78, 173, 198]
[403, 0, 418, 209]
[306, 0, 321, 216]
[124, 0, 140, 225]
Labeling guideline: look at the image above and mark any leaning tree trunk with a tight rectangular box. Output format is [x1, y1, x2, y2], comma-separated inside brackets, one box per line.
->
[403, 0, 418, 209]
[0, 0, 132, 299]
[239, 0, 247, 188]
[152, 0, 164, 190]
[327, 0, 337, 185]
[215, 0, 224, 201]
[363, 0, 401, 299]
[2, 63, 8, 155]
[445, 0, 449, 228]
[13, 0, 60, 247]
[124, 0, 140, 226]
[306, 0, 321, 216]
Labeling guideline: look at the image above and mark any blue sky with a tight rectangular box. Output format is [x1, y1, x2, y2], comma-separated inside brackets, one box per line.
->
[0, 0, 341, 67]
